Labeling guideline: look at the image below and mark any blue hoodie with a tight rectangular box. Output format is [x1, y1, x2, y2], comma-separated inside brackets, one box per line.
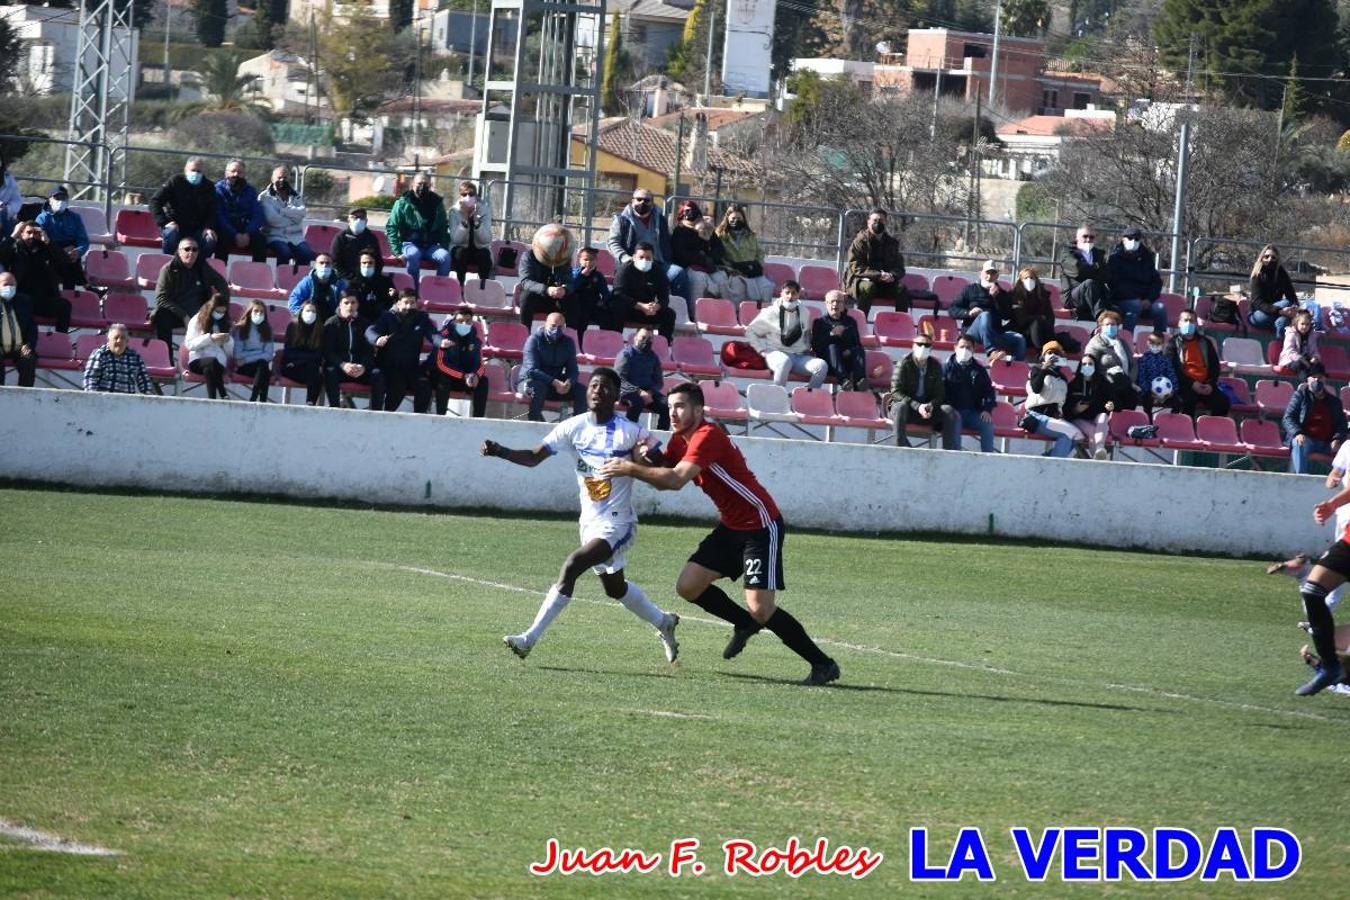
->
[214, 178, 266, 241]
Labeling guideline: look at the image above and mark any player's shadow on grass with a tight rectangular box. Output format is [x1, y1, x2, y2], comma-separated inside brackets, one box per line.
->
[537, 665, 682, 681]
[718, 672, 1180, 715]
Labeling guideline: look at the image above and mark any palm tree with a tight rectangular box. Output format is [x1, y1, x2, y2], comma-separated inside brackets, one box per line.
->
[181, 51, 269, 118]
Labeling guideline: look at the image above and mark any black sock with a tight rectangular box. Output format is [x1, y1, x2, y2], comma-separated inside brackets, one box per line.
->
[1302, 582, 1341, 669]
[764, 608, 831, 666]
[690, 585, 760, 631]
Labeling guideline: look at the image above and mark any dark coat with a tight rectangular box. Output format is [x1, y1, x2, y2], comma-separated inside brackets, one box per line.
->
[1249, 264, 1299, 318]
[844, 228, 904, 294]
[150, 173, 218, 233]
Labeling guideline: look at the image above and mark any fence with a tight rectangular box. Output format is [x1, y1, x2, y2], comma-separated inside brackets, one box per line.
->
[1018, 221, 1186, 291]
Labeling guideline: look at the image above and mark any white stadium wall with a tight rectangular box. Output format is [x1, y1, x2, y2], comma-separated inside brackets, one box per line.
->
[0, 388, 1331, 559]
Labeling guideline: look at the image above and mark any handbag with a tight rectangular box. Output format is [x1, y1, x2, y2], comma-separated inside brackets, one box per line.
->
[719, 340, 767, 370]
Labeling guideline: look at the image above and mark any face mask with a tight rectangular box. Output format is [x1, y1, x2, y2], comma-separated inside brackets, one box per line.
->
[1311, 378, 1325, 394]
[1081, 363, 1096, 378]
[350, 218, 367, 234]
[301, 309, 318, 325]
[633, 200, 651, 212]
[0, 285, 15, 301]
[211, 308, 226, 320]
[781, 299, 799, 311]
[1078, 238, 1094, 250]
[274, 180, 290, 193]
[1022, 278, 1037, 291]
[50, 199, 67, 213]
[912, 345, 930, 361]
[313, 265, 332, 280]
[1103, 324, 1120, 339]
[359, 264, 375, 278]
[682, 212, 698, 222]
[1147, 343, 1163, 354]
[1045, 355, 1062, 367]
[1179, 321, 1197, 337]
[730, 219, 745, 230]
[869, 221, 886, 234]
[227, 176, 244, 190]
[633, 258, 653, 273]
[1123, 238, 1140, 252]
[544, 326, 561, 340]
[250, 311, 265, 325]
[954, 347, 973, 364]
[185, 171, 203, 185]
[454, 322, 473, 337]
[414, 184, 428, 196]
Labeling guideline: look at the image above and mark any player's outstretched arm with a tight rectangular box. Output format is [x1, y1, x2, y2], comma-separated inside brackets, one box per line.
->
[1314, 482, 1350, 524]
[601, 458, 699, 491]
[481, 439, 550, 468]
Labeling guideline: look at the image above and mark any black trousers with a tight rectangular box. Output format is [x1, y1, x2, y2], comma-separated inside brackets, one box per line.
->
[324, 365, 385, 410]
[622, 389, 669, 429]
[282, 358, 324, 405]
[0, 349, 37, 387]
[822, 344, 867, 387]
[235, 359, 271, 402]
[31, 291, 71, 333]
[384, 365, 432, 412]
[435, 371, 489, 417]
[53, 249, 86, 289]
[519, 291, 564, 327]
[1067, 279, 1110, 321]
[188, 357, 228, 399]
[624, 302, 676, 339]
[1179, 382, 1231, 418]
[451, 246, 493, 284]
[150, 307, 185, 351]
[215, 230, 268, 263]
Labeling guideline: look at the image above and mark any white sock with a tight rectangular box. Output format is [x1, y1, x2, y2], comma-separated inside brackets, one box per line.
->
[617, 581, 667, 628]
[522, 585, 571, 645]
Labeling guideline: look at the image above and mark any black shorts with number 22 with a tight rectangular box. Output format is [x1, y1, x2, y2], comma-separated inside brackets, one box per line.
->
[690, 517, 786, 591]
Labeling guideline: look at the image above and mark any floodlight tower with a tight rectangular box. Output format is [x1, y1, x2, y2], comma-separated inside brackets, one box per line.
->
[64, 0, 137, 203]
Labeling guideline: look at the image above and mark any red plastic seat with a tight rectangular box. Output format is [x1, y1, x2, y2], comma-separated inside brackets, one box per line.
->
[1154, 412, 1204, 451]
[72, 205, 113, 247]
[303, 223, 343, 253]
[266, 306, 293, 334]
[991, 400, 1023, 438]
[695, 297, 742, 336]
[930, 275, 971, 310]
[389, 271, 416, 294]
[762, 262, 795, 291]
[483, 321, 528, 360]
[872, 311, 915, 348]
[577, 329, 624, 366]
[1158, 292, 1187, 325]
[1320, 344, 1350, 381]
[1240, 418, 1289, 457]
[901, 272, 930, 293]
[1341, 384, 1350, 415]
[275, 264, 309, 294]
[229, 260, 282, 300]
[84, 249, 136, 291]
[845, 308, 878, 347]
[916, 315, 957, 350]
[481, 361, 516, 405]
[835, 390, 889, 429]
[102, 293, 151, 330]
[1196, 415, 1246, 454]
[989, 359, 1030, 397]
[670, 336, 722, 377]
[1108, 409, 1160, 447]
[134, 252, 172, 289]
[790, 387, 840, 426]
[133, 338, 177, 380]
[372, 229, 397, 267]
[36, 331, 78, 370]
[1255, 379, 1294, 418]
[74, 333, 105, 362]
[864, 350, 893, 390]
[1218, 376, 1255, 415]
[60, 289, 108, 329]
[797, 264, 839, 300]
[114, 208, 160, 247]
[701, 380, 748, 422]
[462, 279, 512, 317]
[420, 276, 463, 313]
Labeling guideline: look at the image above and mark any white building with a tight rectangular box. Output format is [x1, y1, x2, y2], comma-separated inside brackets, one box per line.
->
[238, 50, 319, 116]
[0, 4, 139, 100]
[990, 108, 1116, 180]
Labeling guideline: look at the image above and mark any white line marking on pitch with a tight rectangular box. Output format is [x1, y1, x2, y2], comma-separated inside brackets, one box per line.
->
[379, 562, 1344, 724]
[0, 820, 119, 856]
[623, 709, 718, 720]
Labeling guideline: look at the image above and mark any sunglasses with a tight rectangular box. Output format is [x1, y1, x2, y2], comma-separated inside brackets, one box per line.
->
[914, 342, 932, 348]
[180, 246, 199, 253]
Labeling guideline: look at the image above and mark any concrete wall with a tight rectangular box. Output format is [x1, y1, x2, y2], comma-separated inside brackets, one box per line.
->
[0, 389, 1329, 558]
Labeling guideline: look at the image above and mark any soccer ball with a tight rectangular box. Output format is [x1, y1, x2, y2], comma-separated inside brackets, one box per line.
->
[1151, 376, 1174, 400]
[531, 223, 573, 267]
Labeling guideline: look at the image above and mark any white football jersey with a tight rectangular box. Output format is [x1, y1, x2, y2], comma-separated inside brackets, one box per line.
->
[543, 412, 657, 527]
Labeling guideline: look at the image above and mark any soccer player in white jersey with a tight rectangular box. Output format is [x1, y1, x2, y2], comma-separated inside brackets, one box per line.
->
[480, 366, 680, 662]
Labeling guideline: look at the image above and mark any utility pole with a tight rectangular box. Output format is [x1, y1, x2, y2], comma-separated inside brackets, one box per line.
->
[413, 13, 423, 152]
[1274, 82, 1287, 174]
[162, 0, 172, 90]
[968, 90, 981, 247]
[703, 1, 718, 104]
[988, 1, 1001, 107]
[467, 0, 479, 93]
[930, 60, 942, 140]
[1168, 120, 1191, 295]
[673, 113, 685, 196]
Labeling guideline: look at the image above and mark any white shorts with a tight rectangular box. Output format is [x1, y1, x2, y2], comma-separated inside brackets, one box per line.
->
[580, 518, 637, 575]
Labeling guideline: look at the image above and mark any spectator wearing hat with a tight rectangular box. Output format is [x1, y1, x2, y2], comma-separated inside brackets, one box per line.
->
[1284, 361, 1348, 475]
[330, 207, 382, 281]
[1107, 225, 1166, 332]
[33, 186, 88, 288]
[1021, 341, 1080, 458]
[949, 260, 1025, 360]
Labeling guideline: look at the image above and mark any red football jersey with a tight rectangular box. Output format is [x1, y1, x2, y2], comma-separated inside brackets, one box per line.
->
[666, 422, 781, 531]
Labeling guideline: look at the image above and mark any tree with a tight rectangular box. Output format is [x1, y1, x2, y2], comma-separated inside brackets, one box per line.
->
[192, 0, 229, 48]
[318, 3, 411, 138]
[191, 51, 265, 114]
[1001, 0, 1051, 37]
[0, 18, 21, 89]
[1282, 54, 1307, 124]
[601, 13, 627, 115]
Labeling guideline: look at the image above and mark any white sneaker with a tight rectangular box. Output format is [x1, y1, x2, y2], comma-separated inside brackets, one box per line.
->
[657, 613, 680, 663]
[1328, 683, 1350, 696]
[503, 634, 532, 659]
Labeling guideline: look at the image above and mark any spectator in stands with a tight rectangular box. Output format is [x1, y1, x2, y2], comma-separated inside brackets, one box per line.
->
[1010, 266, 1055, 355]
[430, 306, 488, 417]
[1280, 309, 1321, 377]
[519, 311, 585, 421]
[888, 332, 956, 449]
[287, 252, 345, 319]
[34, 186, 88, 288]
[213, 159, 267, 263]
[231, 298, 274, 403]
[368, 288, 438, 412]
[1108, 226, 1166, 332]
[1284, 361, 1347, 475]
[613, 242, 677, 339]
[448, 181, 493, 286]
[607, 188, 686, 303]
[0, 220, 71, 332]
[671, 203, 726, 301]
[258, 165, 313, 266]
[0, 156, 20, 234]
[82, 323, 153, 394]
[747, 280, 828, 389]
[0, 271, 36, 388]
[150, 157, 218, 256]
[1082, 309, 1138, 409]
[331, 208, 382, 281]
[844, 209, 907, 315]
[943, 334, 996, 452]
[1136, 330, 1182, 420]
[184, 293, 233, 400]
[1165, 309, 1230, 418]
[950, 260, 1025, 361]
[811, 289, 866, 391]
[322, 293, 384, 409]
[1020, 342, 1080, 458]
[518, 226, 575, 328]
[282, 300, 325, 406]
[615, 325, 669, 430]
[1060, 224, 1110, 322]
[1248, 243, 1299, 338]
[715, 204, 775, 305]
[152, 237, 229, 353]
[571, 246, 618, 334]
[348, 249, 397, 323]
[387, 172, 451, 289]
[1064, 356, 1114, 459]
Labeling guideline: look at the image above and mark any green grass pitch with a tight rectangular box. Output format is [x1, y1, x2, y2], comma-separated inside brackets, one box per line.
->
[2, 485, 1349, 897]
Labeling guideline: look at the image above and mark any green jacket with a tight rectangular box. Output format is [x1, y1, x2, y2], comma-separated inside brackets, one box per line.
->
[718, 228, 763, 269]
[887, 354, 945, 414]
[385, 190, 449, 249]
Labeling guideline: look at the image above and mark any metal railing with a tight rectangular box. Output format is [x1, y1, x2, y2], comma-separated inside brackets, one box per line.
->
[1017, 221, 1186, 293]
[2, 135, 113, 220]
[110, 145, 298, 205]
[1186, 236, 1350, 299]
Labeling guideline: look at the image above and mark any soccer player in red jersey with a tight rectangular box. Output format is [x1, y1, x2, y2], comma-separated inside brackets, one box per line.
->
[602, 381, 840, 685]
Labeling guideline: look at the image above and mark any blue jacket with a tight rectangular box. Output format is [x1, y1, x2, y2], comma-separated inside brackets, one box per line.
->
[571, 267, 615, 312]
[607, 205, 673, 265]
[232, 321, 275, 366]
[942, 356, 996, 413]
[1135, 349, 1178, 395]
[214, 179, 265, 240]
[34, 208, 90, 255]
[1107, 245, 1162, 303]
[288, 272, 347, 318]
[432, 320, 483, 379]
[366, 308, 438, 371]
[521, 330, 578, 389]
[615, 344, 664, 394]
[1283, 384, 1348, 444]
